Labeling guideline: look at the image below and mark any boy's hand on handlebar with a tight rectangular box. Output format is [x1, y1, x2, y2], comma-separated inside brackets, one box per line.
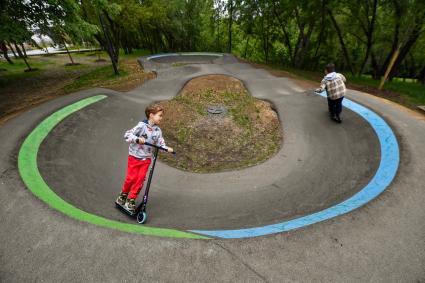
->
[137, 137, 146, 144]
[167, 147, 174, 153]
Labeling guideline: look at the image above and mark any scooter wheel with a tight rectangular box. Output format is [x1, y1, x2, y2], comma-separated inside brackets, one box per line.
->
[137, 211, 147, 224]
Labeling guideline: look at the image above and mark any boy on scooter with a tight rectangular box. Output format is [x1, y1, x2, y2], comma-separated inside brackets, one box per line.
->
[116, 104, 173, 213]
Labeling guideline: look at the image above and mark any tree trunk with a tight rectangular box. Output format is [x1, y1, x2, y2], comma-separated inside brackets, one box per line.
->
[260, 12, 270, 63]
[296, 18, 315, 68]
[138, 23, 154, 54]
[328, 9, 355, 75]
[7, 42, 17, 58]
[314, 0, 327, 60]
[418, 65, 425, 85]
[292, 8, 304, 67]
[243, 36, 250, 58]
[216, 15, 221, 51]
[379, 46, 400, 90]
[17, 42, 33, 71]
[20, 43, 27, 57]
[371, 52, 380, 79]
[22, 56, 32, 71]
[104, 10, 120, 64]
[99, 13, 119, 75]
[358, 0, 378, 75]
[227, 0, 233, 53]
[64, 42, 75, 64]
[263, 28, 269, 63]
[271, 1, 293, 64]
[388, 24, 422, 80]
[13, 42, 24, 58]
[1, 41, 14, 64]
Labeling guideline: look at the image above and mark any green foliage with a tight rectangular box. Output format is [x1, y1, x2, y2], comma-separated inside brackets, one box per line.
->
[1, 0, 424, 86]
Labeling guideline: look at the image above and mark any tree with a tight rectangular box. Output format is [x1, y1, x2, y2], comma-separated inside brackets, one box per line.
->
[0, 0, 34, 68]
[377, 0, 425, 89]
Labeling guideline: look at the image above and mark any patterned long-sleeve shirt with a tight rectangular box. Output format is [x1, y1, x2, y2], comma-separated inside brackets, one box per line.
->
[124, 119, 168, 159]
[318, 72, 346, 100]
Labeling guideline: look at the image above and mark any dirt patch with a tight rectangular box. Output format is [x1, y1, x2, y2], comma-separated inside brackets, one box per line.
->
[158, 74, 283, 173]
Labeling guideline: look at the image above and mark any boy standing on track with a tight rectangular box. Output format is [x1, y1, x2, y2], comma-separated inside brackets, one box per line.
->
[316, 63, 346, 123]
[116, 104, 173, 213]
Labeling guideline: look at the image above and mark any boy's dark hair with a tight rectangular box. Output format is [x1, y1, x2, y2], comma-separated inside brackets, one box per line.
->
[145, 104, 164, 118]
[325, 63, 335, 73]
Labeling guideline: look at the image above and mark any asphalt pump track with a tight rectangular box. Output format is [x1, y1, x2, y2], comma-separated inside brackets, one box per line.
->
[13, 53, 399, 239]
[3, 53, 425, 282]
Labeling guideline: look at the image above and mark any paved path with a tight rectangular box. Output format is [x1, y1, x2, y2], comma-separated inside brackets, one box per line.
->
[0, 54, 424, 282]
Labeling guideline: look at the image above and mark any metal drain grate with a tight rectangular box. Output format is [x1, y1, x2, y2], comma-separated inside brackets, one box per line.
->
[207, 105, 227, 115]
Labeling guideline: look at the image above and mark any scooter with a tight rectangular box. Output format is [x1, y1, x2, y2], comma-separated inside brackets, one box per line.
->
[115, 142, 176, 224]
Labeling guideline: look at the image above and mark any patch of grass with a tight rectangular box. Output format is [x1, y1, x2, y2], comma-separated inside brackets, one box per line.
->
[120, 49, 151, 59]
[171, 62, 187, 67]
[63, 49, 151, 93]
[174, 93, 208, 116]
[0, 58, 53, 87]
[69, 48, 151, 63]
[63, 52, 155, 93]
[347, 75, 425, 105]
[63, 64, 129, 93]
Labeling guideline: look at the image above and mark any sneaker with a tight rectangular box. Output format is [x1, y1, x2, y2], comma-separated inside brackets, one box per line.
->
[116, 192, 128, 205]
[124, 198, 136, 213]
[335, 116, 342, 123]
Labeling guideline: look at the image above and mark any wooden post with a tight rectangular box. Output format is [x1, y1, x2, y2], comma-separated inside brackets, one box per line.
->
[379, 47, 400, 90]
[64, 41, 75, 64]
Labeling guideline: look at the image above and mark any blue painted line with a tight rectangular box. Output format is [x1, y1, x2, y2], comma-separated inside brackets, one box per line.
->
[147, 53, 179, 60]
[190, 92, 399, 238]
[147, 52, 223, 61]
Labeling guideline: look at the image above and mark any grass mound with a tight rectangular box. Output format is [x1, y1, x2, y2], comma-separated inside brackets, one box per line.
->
[158, 75, 282, 173]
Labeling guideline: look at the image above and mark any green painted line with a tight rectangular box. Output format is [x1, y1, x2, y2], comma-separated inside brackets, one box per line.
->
[18, 95, 209, 239]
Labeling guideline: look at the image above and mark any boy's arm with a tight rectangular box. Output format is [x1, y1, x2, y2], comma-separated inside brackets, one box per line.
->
[315, 79, 327, 93]
[155, 129, 168, 149]
[156, 129, 173, 153]
[124, 123, 146, 144]
[338, 73, 347, 82]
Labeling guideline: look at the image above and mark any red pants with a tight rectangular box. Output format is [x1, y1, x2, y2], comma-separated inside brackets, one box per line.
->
[121, 155, 151, 199]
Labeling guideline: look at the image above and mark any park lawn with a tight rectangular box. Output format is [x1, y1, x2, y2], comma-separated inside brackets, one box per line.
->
[0, 53, 105, 88]
[0, 58, 54, 87]
[63, 63, 129, 93]
[0, 49, 153, 94]
[347, 75, 425, 105]
[63, 49, 154, 93]
[0, 49, 153, 124]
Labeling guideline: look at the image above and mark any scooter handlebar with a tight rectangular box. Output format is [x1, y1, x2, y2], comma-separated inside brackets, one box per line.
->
[144, 142, 176, 155]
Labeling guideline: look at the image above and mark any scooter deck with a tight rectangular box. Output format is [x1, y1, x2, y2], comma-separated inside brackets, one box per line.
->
[115, 201, 137, 216]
